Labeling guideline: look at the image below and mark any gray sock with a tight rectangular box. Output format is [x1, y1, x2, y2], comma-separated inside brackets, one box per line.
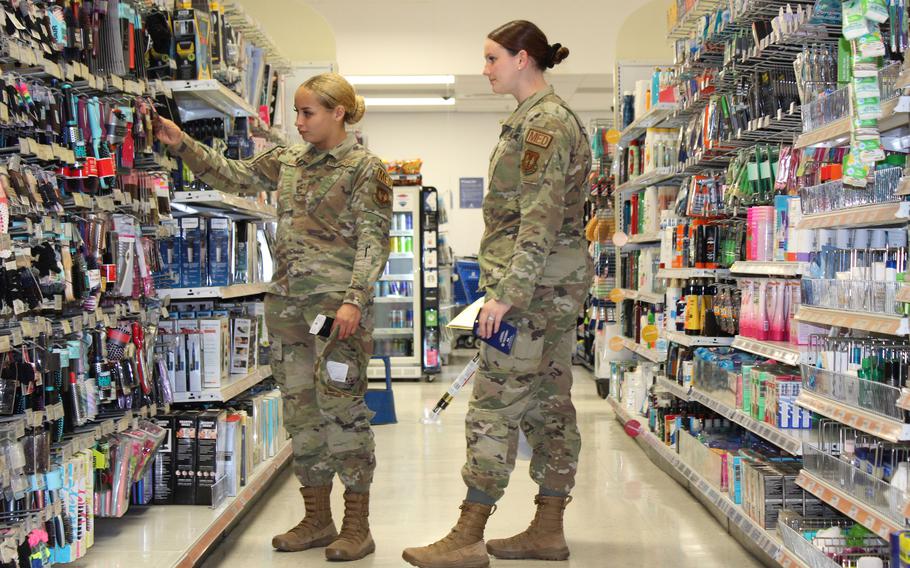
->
[539, 486, 569, 498]
[466, 487, 497, 506]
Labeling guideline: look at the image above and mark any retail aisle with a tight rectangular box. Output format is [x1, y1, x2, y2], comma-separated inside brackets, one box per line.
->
[202, 354, 762, 568]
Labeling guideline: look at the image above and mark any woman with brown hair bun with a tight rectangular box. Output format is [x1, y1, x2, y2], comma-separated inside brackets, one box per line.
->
[154, 73, 391, 562]
[403, 20, 592, 568]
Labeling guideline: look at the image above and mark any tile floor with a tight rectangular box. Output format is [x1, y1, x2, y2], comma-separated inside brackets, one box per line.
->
[197, 355, 763, 568]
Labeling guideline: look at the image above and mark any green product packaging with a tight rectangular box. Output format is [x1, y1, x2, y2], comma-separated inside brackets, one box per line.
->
[852, 75, 881, 98]
[838, 37, 854, 84]
[853, 137, 885, 164]
[854, 92, 883, 121]
[852, 115, 880, 130]
[856, 31, 887, 57]
[843, 0, 872, 39]
[843, 151, 871, 187]
[863, 0, 889, 23]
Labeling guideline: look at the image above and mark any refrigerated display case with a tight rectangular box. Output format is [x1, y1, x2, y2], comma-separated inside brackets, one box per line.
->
[369, 184, 424, 380]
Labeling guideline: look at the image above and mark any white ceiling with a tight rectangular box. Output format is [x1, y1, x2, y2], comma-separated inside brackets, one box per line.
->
[290, 0, 669, 113]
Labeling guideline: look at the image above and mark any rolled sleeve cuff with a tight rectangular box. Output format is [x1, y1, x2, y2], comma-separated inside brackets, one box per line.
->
[492, 280, 531, 311]
[343, 288, 368, 310]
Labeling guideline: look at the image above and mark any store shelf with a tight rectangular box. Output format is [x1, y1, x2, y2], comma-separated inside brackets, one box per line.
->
[616, 288, 665, 304]
[620, 336, 667, 363]
[794, 305, 909, 336]
[687, 386, 808, 456]
[607, 396, 809, 568]
[157, 282, 270, 300]
[374, 328, 415, 337]
[729, 261, 808, 277]
[374, 296, 415, 304]
[171, 190, 277, 220]
[628, 232, 662, 244]
[171, 366, 272, 403]
[618, 103, 678, 147]
[795, 469, 902, 542]
[162, 79, 257, 118]
[796, 203, 905, 230]
[657, 268, 731, 279]
[389, 230, 414, 237]
[655, 375, 691, 401]
[388, 252, 414, 259]
[731, 337, 802, 366]
[379, 274, 415, 281]
[668, 0, 727, 39]
[665, 330, 734, 347]
[795, 390, 910, 442]
[615, 168, 679, 196]
[899, 389, 910, 412]
[795, 96, 909, 148]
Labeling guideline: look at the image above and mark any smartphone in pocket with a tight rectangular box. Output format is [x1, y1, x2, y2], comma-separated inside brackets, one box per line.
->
[309, 314, 335, 338]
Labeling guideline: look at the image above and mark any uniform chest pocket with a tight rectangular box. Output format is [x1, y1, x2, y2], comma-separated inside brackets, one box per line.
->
[296, 165, 353, 213]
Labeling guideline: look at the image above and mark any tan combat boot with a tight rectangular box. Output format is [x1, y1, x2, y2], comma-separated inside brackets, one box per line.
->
[272, 485, 338, 552]
[486, 495, 572, 560]
[325, 490, 375, 561]
[402, 501, 494, 568]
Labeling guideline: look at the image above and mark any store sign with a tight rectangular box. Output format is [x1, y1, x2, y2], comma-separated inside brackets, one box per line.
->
[459, 177, 484, 209]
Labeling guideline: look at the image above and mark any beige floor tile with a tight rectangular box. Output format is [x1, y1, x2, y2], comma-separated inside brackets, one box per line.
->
[200, 354, 763, 568]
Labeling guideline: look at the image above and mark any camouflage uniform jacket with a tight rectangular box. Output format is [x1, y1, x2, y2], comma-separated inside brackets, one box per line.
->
[170, 133, 393, 309]
[479, 85, 594, 310]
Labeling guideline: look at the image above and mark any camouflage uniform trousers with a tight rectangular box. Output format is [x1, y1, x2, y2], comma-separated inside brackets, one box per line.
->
[461, 284, 587, 501]
[265, 292, 376, 490]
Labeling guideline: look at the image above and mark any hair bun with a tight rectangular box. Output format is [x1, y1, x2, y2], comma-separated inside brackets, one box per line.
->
[347, 95, 366, 124]
[549, 43, 569, 67]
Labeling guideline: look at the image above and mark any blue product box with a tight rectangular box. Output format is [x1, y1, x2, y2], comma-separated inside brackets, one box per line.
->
[207, 218, 231, 287]
[155, 219, 182, 289]
[180, 217, 205, 288]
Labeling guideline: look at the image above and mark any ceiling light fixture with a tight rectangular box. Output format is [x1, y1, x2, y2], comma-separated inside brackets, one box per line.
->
[346, 75, 456, 86]
[364, 97, 456, 107]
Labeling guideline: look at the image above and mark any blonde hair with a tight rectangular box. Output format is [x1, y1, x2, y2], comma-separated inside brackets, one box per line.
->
[301, 73, 366, 125]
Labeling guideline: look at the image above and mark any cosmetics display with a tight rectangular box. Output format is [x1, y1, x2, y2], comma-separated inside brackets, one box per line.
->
[604, 2, 910, 565]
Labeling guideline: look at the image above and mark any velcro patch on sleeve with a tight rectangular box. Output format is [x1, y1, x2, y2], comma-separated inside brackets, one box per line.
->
[374, 185, 392, 206]
[525, 129, 553, 149]
[374, 165, 393, 189]
[521, 150, 540, 175]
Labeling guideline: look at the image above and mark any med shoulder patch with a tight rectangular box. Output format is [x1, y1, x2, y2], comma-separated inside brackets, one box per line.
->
[525, 129, 553, 149]
[375, 165, 393, 189]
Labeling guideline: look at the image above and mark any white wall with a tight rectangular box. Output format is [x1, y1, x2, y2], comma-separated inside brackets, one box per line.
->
[358, 109, 603, 257]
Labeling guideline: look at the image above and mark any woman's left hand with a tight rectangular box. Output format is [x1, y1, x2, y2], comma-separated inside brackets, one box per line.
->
[476, 299, 512, 339]
[333, 304, 362, 341]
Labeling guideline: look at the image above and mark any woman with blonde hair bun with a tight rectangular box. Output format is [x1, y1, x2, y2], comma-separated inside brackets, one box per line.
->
[153, 72, 392, 562]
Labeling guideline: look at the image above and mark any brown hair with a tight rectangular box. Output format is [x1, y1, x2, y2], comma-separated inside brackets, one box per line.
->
[301, 72, 366, 125]
[487, 20, 569, 70]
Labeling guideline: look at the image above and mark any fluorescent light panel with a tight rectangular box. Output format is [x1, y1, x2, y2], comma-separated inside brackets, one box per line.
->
[346, 75, 455, 86]
[364, 97, 455, 107]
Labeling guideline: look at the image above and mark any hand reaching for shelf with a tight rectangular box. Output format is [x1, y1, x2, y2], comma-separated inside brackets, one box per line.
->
[152, 113, 184, 147]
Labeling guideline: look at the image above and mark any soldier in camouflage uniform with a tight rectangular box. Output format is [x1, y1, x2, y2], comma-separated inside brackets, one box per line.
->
[154, 73, 391, 562]
[404, 21, 592, 568]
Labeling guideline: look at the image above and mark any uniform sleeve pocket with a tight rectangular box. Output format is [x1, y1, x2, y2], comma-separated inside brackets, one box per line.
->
[479, 322, 543, 376]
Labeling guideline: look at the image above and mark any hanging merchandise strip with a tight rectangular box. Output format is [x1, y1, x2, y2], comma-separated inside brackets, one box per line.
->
[0, 1, 295, 566]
